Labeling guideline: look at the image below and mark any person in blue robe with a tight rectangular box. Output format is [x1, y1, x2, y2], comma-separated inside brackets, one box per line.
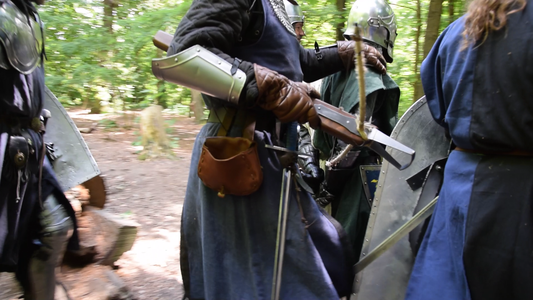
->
[406, 0, 533, 299]
[164, 0, 389, 299]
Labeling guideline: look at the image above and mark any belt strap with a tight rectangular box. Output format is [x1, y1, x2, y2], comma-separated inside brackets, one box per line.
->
[455, 147, 533, 157]
[208, 107, 256, 140]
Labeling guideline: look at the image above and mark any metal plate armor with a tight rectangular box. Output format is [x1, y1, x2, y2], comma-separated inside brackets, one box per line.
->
[42, 86, 100, 191]
[351, 97, 451, 300]
[0, 0, 43, 74]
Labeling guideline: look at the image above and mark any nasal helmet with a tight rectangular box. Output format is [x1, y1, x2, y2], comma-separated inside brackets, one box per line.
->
[283, 0, 304, 25]
[344, 0, 397, 63]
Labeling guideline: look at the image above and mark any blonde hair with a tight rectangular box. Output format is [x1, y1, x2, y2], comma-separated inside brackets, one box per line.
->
[462, 0, 527, 47]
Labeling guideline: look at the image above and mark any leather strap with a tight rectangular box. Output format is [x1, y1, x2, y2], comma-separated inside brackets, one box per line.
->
[208, 107, 256, 140]
[455, 147, 533, 157]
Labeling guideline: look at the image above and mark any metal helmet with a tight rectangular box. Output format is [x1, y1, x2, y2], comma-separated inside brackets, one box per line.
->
[283, 0, 304, 25]
[344, 0, 397, 63]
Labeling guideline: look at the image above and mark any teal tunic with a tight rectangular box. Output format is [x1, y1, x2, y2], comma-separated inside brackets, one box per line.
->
[313, 68, 399, 259]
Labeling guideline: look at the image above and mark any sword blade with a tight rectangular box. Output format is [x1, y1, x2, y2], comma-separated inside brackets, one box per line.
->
[354, 196, 438, 274]
[271, 168, 292, 300]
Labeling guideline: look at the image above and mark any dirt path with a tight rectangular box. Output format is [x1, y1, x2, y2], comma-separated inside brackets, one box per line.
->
[72, 110, 202, 300]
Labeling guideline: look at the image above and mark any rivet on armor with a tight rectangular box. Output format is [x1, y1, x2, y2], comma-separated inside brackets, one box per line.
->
[175, 58, 179, 62]
[197, 48, 201, 52]
[255, 30, 260, 36]
[362, 252, 366, 256]
[14, 152, 26, 168]
[346, 120, 350, 124]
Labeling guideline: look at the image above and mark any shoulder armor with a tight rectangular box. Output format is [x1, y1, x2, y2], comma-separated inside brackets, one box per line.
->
[0, 0, 44, 74]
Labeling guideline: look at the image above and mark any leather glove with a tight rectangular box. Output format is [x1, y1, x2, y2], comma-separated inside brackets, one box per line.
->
[298, 147, 324, 195]
[301, 161, 324, 195]
[315, 182, 335, 208]
[337, 41, 387, 74]
[298, 126, 323, 194]
[254, 64, 321, 128]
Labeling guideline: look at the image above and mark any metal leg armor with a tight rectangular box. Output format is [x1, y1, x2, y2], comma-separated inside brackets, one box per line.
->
[26, 194, 73, 300]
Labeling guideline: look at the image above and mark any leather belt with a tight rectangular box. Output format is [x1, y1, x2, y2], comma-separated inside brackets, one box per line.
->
[0, 115, 42, 133]
[207, 106, 276, 134]
[455, 147, 533, 157]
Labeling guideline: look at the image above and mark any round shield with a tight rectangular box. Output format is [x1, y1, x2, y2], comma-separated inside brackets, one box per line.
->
[351, 96, 451, 300]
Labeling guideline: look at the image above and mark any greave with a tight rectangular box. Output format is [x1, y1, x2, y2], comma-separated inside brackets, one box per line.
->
[27, 194, 73, 300]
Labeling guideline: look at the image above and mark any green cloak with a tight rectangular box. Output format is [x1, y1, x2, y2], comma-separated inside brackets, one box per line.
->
[313, 68, 400, 259]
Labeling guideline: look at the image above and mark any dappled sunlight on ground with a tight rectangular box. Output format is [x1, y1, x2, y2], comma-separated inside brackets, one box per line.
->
[71, 110, 201, 299]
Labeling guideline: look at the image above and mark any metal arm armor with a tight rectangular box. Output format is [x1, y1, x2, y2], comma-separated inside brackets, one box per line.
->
[152, 45, 247, 106]
[0, 0, 44, 74]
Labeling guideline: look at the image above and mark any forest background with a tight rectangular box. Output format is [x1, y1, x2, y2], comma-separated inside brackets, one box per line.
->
[41, 0, 464, 118]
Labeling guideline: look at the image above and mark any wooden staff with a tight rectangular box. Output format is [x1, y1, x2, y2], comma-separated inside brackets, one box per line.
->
[353, 25, 368, 140]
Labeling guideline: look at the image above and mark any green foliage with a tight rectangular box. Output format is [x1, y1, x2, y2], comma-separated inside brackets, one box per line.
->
[40, 0, 191, 113]
[40, 0, 466, 118]
[98, 118, 118, 129]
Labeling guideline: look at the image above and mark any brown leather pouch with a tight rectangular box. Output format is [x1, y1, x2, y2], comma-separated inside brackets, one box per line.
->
[197, 109, 263, 197]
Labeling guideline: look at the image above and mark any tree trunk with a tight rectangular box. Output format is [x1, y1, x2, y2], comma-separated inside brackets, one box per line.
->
[190, 90, 206, 123]
[412, 0, 422, 103]
[335, 0, 346, 41]
[89, 99, 102, 114]
[413, 0, 444, 101]
[448, 0, 456, 24]
[103, 0, 117, 33]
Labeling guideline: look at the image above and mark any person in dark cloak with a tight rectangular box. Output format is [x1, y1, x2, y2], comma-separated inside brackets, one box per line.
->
[312, 0, 400, 260]
[405, 0, 533, 299]
[0, 0, 79, 299]
[161, 0, 388, 298]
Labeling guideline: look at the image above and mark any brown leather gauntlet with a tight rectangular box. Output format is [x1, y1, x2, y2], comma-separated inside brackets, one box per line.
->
[254, 64, 320, 128]
[337, 41, 387, 74]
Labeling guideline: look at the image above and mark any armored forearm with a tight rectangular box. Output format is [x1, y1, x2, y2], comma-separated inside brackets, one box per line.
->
[300, 41, 387, 83]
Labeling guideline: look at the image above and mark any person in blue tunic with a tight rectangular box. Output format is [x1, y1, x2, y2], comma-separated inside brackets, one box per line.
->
[312, 0, 400, 260]
[161, 0, 389, 299]
[405, 0, 533, 299]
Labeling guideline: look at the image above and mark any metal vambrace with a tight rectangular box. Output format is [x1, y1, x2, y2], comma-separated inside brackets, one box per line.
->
[27, 194, 73, 300]
[152, 45, 247, 105]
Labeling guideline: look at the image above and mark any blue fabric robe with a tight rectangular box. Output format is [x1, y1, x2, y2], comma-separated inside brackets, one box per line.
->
[406, 7, 533, 300]
[178, 0, 354, 299]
